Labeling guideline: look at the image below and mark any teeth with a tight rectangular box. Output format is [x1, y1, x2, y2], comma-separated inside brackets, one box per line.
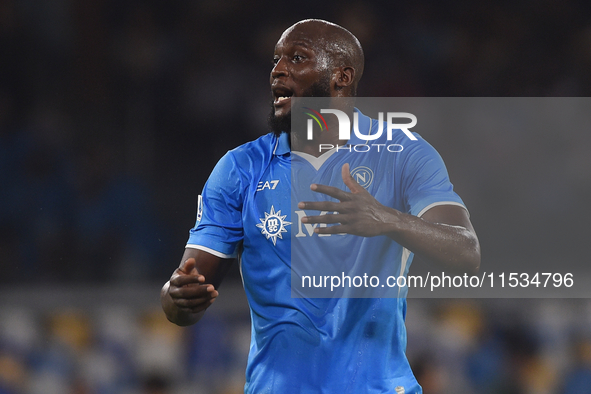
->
[277, 96, 290, 102]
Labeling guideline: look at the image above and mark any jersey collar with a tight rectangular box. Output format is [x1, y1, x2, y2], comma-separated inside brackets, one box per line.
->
[273, 108, 372, 156]
[346, 108, 373, 146]
[274, 132, 290, 156]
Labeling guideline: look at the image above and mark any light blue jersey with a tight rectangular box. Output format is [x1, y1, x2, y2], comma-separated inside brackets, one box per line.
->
[187, 110, 465, 393]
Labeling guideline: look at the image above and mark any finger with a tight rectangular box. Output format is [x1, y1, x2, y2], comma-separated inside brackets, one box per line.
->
[174, 295, 217, 310]
[172, 292, 213, 305]
[314, 224, 349, 235]
[181, 258, 200, 275]
[176, 299, 217, 314]
[309, 183, 351, 201]
[175, 258, 205, 284]
[341, 163, 364, 193]
[302, 213, 346, 225]
[174, 292, 217, 307]
[170, 273, 205, 287]
[171, 284, 218, 311]
[298, 200, 341, 211]
[170, 283, 218, 299]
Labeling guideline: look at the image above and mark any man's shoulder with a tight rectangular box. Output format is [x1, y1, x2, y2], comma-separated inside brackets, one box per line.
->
[227, 132, 278, 160]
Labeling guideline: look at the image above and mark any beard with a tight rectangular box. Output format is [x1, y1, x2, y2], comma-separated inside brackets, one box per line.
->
[267, 104, 292, 137]
[268, 73, 332, 137]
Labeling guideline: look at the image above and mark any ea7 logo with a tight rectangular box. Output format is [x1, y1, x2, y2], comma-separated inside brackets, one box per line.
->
[257, 180, 279, 191]
[306, 109, 417, 141]
[293, 210, 345, 237]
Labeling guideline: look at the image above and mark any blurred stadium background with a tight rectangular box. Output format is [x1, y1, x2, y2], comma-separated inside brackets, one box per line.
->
[1, 0, 591, 393]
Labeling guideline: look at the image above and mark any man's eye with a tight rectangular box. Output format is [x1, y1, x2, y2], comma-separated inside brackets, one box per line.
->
[293, 55, 302, 62]
[273, 57, 280, 65]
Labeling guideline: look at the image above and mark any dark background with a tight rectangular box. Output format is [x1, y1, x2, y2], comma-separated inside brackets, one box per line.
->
[1, 0, 591, 393]
[2, 0, 591, 284]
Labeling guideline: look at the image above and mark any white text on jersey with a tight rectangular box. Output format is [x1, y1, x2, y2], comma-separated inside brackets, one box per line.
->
[257, 180, 280, 191]
[294, 210, 345, 237]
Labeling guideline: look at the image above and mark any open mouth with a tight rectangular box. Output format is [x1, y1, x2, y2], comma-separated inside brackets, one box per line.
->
[273, 86, 293, 106]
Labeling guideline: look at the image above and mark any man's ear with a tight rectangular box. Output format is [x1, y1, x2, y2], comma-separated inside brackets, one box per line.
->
[333, 66, 355, 90]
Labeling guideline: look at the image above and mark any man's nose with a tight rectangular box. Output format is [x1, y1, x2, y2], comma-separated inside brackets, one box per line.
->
[271, 57, 289, 78]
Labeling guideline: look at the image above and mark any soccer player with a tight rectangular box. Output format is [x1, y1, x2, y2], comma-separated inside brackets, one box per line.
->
[161, 19, 480, 393]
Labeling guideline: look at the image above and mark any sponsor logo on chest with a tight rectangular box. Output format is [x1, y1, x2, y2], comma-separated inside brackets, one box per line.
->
[255, 165, 374, 244]
[257, 208, 346, 245]
[256, 180, 279, 191]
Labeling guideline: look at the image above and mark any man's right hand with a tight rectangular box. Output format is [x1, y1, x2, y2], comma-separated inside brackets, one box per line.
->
[168, 257, 219, 313]
[161, 248, 234, 326]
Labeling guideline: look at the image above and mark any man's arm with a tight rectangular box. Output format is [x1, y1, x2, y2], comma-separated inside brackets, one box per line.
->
[298, 163, 480, 273]
[383, 203, 479, 273]
[161, 248, 234, 326]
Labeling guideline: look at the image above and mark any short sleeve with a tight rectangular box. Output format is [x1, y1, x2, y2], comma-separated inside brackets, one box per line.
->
[186, 152, 244, 258]
[402, 138, 466, 217]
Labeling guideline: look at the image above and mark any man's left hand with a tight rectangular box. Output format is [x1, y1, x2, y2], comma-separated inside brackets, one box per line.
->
[297, 163, 399, 237]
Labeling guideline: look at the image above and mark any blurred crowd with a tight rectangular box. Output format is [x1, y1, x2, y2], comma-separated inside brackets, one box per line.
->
[1, 295, 591, 394]
[0, 287, 251, 394]
[407, 299, 591, 394]
[2, 0, 591, 393]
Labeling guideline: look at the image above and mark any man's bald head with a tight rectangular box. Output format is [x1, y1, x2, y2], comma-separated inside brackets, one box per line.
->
[280, 19, 364, 95]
